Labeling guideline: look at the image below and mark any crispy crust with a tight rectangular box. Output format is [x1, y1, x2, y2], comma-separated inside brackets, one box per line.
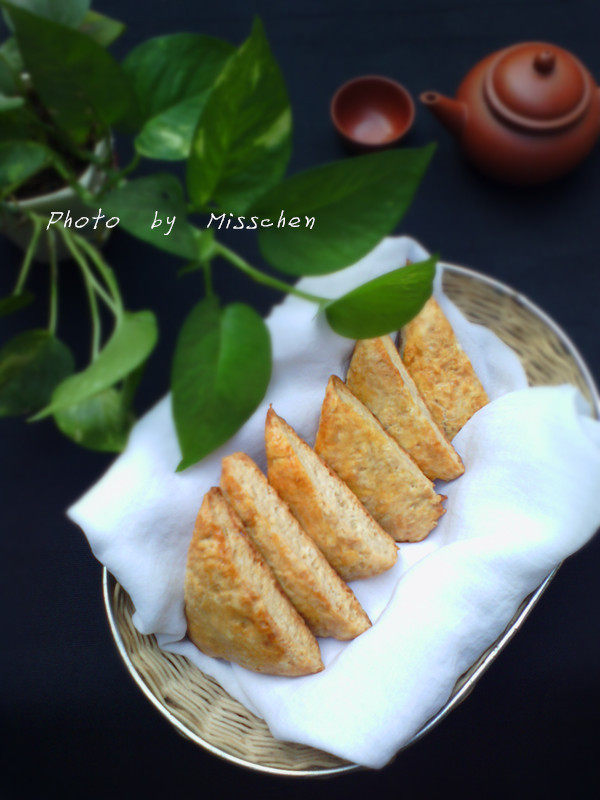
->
[315, 376, 445, 542]
[346, 336, 464, 481]
[221, 453, 370, 639]
[402, 298, 489, 441]
[184, 488, 323, 676]
[265, 408, 397, 581]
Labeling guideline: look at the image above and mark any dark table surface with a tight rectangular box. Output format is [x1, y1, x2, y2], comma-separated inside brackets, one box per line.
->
[2, 1, 600, 798]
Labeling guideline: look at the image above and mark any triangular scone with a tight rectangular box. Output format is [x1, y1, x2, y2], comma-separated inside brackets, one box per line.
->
[346, 336, 464, 481]
[221, 453, 371, 640]
[265, 408, 397, 581]
[184, 487, 323, 676]
[315, 376, 445, 542]
[402, 297, 489, 441]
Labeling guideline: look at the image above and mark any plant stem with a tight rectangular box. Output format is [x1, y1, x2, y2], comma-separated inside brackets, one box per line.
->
[101, 152, 141, 194]
[202, 261, 213, 297]
[67, 239, 102, 360]
[74, 235, 124, 318]
[57, 228, 119, 315]
[51, 156, 97, 206]
[47, 230, 58, 335]
[213, 242, 327, 305]
[14, 216, 43, 294]
[121, 152, 141, 179]
[56, 229, 103, 358]
[83, 265, 101, 360]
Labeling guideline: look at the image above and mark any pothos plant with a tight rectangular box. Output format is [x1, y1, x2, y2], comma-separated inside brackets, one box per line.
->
[0, 0, 436, 471]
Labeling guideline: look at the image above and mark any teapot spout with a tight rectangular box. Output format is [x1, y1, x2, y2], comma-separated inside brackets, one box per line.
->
[420, 91, 467, 137]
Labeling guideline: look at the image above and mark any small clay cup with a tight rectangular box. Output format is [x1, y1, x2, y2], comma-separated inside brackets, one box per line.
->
[331, 76, 415, 151]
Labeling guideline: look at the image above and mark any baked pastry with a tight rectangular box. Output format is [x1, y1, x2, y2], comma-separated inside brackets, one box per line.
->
[184, 487, 323, 676]
[221, 452, 371, 639]
[346, 336, 464, 481]
[315, 376, 445, 542]
[401, 297, 488, 440]
[265, 407, 397, 581]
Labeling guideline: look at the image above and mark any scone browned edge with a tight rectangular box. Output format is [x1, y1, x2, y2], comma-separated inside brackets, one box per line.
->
[265, 407, 397, 581]
[184, 487, 323, 676]
[221, 452, 371, 640]
[402, 297, 489, 441]
[346, 336, 464, 481]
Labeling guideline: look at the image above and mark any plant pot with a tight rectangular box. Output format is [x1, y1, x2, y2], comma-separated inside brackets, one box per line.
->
[0, 137, 112, 263]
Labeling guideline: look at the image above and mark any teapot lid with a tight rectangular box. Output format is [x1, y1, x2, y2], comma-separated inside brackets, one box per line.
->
[484, 42, 592, 131]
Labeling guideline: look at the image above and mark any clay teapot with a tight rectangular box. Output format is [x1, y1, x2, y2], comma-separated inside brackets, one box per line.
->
[421, 42, 600, 185]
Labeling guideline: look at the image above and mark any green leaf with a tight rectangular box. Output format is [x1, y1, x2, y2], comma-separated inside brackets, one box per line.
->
[0, 38, 24, 108]
[124, 33, 234, 160]
[102, 174, 201, 259]
[54, 387, 135, 452]
[34, 310, 158, 419]
[5, 2, 135, 143]
[0, 45, 19, 93]
[0, 105, 44, 142]
[0, 329, 74, 416]
[0, 140, 51, 197]
[124, 33, 234, 122]
[187, 18, 291, 214]
[324, 256, 437, 339]
[0, 290, 34, 316]
[253, 144, 435, 276]
[176, 230, 216, 275]
[120, 360, 146, 408]
[172, 298, 271, 470]
[135, 95, 213, 162]
[0, 92, 23, 110]
[2, 0, 90, 28]
[78, 10, 124, 46]
[0, 37, 23, 75]
[0, 67, 15, 94]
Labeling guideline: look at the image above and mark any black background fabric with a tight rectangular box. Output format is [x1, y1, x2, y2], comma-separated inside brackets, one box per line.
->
[2, 1, 600, 798]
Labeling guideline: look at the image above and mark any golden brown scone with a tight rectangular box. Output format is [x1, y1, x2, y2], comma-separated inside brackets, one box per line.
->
[315, 376, 445, 542]
[184, 487, 323, 676]
[402, 297, 489, 441]
[347, 336, 464, 481]
[265, 407, 397, 581]
[221, 453, 371, 640]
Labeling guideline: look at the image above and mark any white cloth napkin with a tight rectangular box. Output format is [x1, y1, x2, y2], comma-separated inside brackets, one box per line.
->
[68, 237, 600, 769]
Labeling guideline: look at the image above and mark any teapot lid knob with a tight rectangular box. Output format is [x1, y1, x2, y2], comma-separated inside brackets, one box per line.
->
[534, 50, 556, 75]
[484, 42, 593, 131]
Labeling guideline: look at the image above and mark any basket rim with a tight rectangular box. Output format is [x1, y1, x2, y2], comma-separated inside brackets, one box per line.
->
[102, 261, 600, 777]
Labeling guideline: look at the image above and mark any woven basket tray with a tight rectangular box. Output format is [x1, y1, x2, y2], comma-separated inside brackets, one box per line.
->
[103, 264, 599, 776]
